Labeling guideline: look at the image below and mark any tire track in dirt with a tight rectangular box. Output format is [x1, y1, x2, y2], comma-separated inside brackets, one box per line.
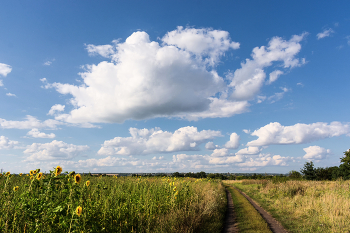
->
[222, 188, 239, 233]
[233, 187, 289, 233]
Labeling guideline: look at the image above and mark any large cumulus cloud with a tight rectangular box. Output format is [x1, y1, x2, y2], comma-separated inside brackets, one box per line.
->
[45, 27, 306, 124]
[247, 121, 349, 146]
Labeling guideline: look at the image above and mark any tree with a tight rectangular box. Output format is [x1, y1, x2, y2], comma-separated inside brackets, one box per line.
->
[300, 161, 317, 180]
[289, 170, 302, 179]
[339, 149, 350, 180]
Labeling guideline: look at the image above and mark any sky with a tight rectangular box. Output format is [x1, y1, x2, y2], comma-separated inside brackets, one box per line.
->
[1, 1, 350, 174]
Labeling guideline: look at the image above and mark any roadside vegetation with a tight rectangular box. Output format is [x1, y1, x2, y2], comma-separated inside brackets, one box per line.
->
[0, 167, 226, 233]
[231, 179, 350, 232]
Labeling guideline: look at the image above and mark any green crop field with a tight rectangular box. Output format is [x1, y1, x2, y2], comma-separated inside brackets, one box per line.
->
[0, 167, 226, 233]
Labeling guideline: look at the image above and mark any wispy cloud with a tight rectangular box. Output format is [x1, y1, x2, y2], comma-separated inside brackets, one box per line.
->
[316, 28, 334, 40]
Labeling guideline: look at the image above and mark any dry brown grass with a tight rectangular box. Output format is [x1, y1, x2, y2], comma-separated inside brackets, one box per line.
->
[222, 180, 243, 185]
[233, 179, 350, 232]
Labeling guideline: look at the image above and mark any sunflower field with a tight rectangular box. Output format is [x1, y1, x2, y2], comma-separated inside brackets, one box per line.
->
[0, 167, 226, 233]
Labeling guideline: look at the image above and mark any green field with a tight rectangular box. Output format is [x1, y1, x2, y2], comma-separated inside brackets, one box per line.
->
[0, 167, 226, 233]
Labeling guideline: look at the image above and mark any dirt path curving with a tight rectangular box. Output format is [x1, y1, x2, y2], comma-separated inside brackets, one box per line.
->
[233, 187, 289, 233]
[222, 189, 239, 233]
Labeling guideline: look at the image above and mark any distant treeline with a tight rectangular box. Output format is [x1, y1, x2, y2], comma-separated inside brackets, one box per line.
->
[294, 149, 350, 181]
[86, 149, 350, 181]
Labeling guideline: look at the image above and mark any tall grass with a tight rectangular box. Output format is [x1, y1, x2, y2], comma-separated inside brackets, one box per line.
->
[0, 169, 226, 233]
[231, 179, 350, 233]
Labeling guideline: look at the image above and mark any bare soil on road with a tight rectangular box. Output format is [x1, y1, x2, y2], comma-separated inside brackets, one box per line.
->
[222, 189, 239, 233]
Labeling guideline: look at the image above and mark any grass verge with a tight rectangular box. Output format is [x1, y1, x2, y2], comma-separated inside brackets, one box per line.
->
[232, 179, 350, 233]
[225, 185, 271, 233]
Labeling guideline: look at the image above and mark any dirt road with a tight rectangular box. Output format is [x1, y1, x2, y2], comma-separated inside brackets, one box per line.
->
[223, 187, 288, 233]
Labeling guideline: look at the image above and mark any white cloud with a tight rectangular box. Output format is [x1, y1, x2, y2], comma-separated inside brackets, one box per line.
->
[0, 115, 62, 129]
[303, 146, 331, 160]
[209, 154, 244, 164]
[45, 27, 262, 124]
[43, 59, 55, 66]
[257, 95, 266, 103]
[317, 28, 334, 40]
[0, 63, 12, 77]
[211, 148, 229, 157]
[98, 126, 222, 156]
[247, 121, 349, 147]
[27, 128, 55, 138]
[77, 156, 141, 168]
[237, 153, 290, 167]
[346, 36, 350, 45]
[85, 41, 117, 58]
[267, 70, 284, 84]
[229, 33, 307, 100]
[243, 129, 250, 134]
[24, 140, 89, 161]
[236, 146, 261, 155]
[267, 87, 289, 103]
[45, 29, 306, 124]
[6, 93, 16, 97]
[205, 141, 220, 150]
[224, 132, 240, 149]
[48, 104, 65, 116]
[0, 136, 19, 149]
[162, 26, 240, 66]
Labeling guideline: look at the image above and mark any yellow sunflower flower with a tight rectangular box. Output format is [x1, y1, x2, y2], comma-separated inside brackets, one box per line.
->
[76, 206, 82, 216]
[29, 170, 34, 176]
[74, 174, 81, 184]
[36, 172, 43, 180]
[19, 173, 22, 176]
[13, 186, 19, 191]
[85, 180, 90, 187]
[5, 172, 10, 176]
[55, 166, 62, 176]
[33, 170, 37, 175]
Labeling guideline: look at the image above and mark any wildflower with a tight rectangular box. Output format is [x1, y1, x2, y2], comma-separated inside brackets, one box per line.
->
[13, 186, 19, 191]
[86, 180, 90, 187]
[76, 206, 82, 216]
[36, 172, 43, 180]
[74, 174, 82, 184]
[5, 172, 10, 176]
[19, 173, 22, 176]
[55, 166, 62, 176]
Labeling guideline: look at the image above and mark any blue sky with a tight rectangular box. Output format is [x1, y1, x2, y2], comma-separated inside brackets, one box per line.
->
[1, 1, 350, 174]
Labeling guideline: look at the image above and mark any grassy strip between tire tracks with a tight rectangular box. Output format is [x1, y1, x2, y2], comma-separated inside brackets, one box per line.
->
[225, 185, 272, 233]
